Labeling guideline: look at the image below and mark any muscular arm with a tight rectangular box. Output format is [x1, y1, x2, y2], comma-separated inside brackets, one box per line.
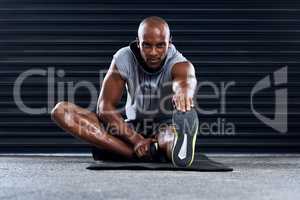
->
[97, 59, 144, 146]
[171, 61, 197, 112]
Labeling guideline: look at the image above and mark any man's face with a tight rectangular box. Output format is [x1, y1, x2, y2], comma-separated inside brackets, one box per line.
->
[138, 24, 170, 69]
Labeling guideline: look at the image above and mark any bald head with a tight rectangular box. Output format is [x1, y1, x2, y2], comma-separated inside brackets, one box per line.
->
[138, 16, 171, 41]
[136, 16, 171, 70]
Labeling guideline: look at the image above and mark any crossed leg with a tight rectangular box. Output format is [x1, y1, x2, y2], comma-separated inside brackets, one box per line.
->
[51, 101, 177, 162]
[51, 101, 135, 159]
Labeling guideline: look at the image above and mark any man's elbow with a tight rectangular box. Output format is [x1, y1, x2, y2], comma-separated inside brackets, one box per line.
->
[96, 101, 115, 122]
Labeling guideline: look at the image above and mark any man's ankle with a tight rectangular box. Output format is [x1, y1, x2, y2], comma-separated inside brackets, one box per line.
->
[157, 127, 176, 161]
[129, 133, 144, 146]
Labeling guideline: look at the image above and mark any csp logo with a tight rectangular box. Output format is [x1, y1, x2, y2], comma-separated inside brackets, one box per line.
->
[250, 66, 288, 133]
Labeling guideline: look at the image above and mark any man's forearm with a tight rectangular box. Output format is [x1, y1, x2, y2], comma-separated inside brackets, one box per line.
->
[172, 77, 197, 96]
[97, 104, 144, 146]
[172, 77, 197, 111]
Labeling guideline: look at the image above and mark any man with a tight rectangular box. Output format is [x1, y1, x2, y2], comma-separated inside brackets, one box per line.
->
[51, 16, 199, 167]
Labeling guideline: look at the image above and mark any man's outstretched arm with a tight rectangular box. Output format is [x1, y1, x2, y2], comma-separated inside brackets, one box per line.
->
[171, 61, 197, 112]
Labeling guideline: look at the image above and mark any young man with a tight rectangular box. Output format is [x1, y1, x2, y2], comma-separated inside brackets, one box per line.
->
[51, 16, 199, 167]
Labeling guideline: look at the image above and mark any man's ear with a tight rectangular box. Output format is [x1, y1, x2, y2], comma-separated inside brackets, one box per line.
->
[136, 37, 140, 48]
[168, 35, 173, 47]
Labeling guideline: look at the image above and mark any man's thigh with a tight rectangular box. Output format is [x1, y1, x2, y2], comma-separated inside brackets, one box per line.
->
[126, 118, 173, 137]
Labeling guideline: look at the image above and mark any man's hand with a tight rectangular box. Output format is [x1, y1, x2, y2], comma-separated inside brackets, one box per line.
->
[134, 138, 157, 159]
[171, 61, 197, 113]
[172, 89, 194, 112]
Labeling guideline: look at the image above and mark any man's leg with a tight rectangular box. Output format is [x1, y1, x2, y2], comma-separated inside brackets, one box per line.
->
[155, 125, 176, 162]
[155, 108, 199, 167]
[51, 101, 135, 159]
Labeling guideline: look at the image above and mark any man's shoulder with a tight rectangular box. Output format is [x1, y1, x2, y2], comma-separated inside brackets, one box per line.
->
[166, 44, 188, 67]
[113, 45, 132, 59]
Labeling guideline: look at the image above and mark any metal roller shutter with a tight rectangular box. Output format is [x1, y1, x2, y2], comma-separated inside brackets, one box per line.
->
[0, 0, 299, 152]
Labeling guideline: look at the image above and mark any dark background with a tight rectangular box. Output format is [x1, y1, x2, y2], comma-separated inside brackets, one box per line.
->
[0, 0, 299, 153]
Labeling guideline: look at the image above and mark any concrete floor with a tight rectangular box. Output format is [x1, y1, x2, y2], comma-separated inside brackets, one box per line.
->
[0, 153, 299, 200]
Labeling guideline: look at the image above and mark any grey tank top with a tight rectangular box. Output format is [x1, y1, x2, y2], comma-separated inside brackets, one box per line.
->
[113, 42, 187, 121]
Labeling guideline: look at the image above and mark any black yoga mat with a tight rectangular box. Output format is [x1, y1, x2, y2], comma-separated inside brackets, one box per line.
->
[87, 154, 233, 172]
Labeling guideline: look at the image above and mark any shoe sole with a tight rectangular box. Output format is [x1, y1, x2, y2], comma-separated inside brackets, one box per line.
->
[171, 108, 199, 167]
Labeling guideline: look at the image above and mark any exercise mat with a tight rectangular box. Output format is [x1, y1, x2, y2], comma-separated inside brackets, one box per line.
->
[87, 154, 233, 172]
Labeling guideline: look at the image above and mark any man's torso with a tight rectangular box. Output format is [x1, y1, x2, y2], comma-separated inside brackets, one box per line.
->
[113, 41, 187, 122]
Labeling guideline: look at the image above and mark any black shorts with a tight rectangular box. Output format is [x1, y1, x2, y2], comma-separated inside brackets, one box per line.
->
[92, 117, 173, 162]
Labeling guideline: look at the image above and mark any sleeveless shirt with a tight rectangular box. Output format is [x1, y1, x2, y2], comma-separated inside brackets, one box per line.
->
[113, 41, 187, 121]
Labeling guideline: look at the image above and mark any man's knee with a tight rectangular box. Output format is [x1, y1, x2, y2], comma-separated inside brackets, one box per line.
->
[51, 101, 71, 120]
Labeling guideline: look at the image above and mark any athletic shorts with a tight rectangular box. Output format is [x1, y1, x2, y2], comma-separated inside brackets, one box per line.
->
[92, 117, 173, 162]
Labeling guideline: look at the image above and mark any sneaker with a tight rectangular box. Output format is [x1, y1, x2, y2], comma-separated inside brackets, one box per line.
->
[171, 108, 199, 167]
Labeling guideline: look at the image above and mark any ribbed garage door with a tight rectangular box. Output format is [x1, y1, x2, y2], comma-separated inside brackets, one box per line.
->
[0, 0, 299, 152]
